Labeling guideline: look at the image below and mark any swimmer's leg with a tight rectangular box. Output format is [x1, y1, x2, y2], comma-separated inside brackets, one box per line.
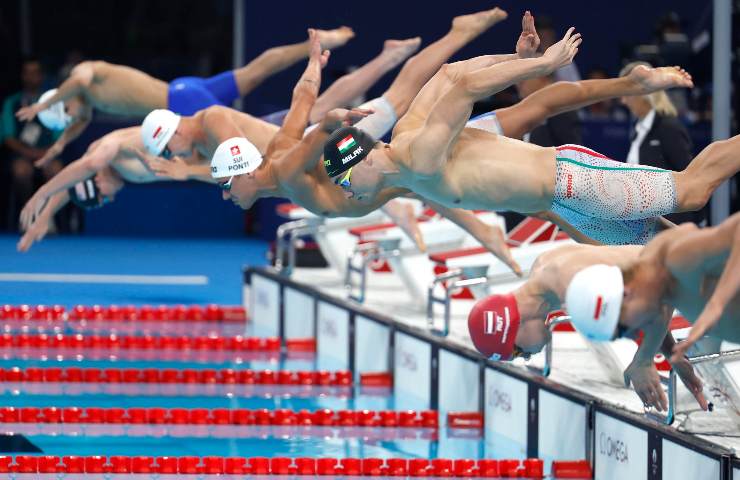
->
[233, 27, 355, 97]
[497, 65, 694, 139]
[382, 7, 508, 117]
[673, 134, 740, 212]
[308, 38, 422, 123]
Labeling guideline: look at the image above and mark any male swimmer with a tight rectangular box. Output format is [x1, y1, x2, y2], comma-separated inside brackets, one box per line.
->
[465, 240, 707, 412]
[322, 26, 737, 246]
[146, 7, 523, 271]
[15, 27, 357, 165]
[16, 126, 211, 252]
[19, 28, 431, 253]
[566, 213, 740, 374]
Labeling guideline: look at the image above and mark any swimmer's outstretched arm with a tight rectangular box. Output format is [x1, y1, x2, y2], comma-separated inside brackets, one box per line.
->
[623, 308, 672, 411]
[423, 199, 523, 276]
[35, 114, 93, 168]
[19, 139, 118, 229]
[137, 150, 215, 184]
[278, 108, 372, 185]
[16, 63, 94, 122]
[17, 191, 70, 253]
[672, 213, 740, 360]
[405, 28, 581, 176]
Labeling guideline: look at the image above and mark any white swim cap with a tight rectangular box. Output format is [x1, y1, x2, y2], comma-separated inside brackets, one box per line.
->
[37, 89, 72, 131]
[210, 137, 262, 179]
[565, 264, 624, 341]
[141, 109, 180, 156]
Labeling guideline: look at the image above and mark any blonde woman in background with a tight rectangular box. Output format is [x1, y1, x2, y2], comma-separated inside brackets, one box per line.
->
[620, 61, 704, 225]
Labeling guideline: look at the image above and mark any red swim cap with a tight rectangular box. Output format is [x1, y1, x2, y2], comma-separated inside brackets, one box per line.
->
[467, 294, 521, 361]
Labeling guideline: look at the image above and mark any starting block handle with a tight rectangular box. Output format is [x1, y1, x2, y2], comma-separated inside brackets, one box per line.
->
[656, 348, 740, 425]
[540, 315, 571, 378]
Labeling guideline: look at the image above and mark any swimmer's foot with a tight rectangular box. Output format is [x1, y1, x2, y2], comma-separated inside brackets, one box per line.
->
[315, 26, 356, 50]
[451, 7, 508, 40]
[380, 38, 422, 69]
[629, 64, 694, 93]
[479, 224, 523, 276]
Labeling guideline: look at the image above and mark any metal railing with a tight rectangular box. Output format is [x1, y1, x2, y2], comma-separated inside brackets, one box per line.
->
[539, 315, 573, 378]
[274, 218, 323, 277]
[649, 348, 740, 425]
[426, 266, 531, 337]
[344, 238, 402, 304]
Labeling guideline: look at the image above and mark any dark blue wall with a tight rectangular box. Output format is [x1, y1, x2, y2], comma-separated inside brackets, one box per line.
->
[241, 0, 710, 114]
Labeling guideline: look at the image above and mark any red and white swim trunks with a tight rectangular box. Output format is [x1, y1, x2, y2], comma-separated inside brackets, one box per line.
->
[550, 144, 678, 245]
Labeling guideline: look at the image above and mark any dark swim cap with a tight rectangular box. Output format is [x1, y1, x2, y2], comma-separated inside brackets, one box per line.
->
[68, 179, 102, 210]
[323, 126, 376, 178]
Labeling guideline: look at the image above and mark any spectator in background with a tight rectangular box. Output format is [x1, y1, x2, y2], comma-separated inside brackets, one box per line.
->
[1, 57, 63, 230]
[534, 15, 581, 83]
[620, 61, 705, 226]
[517, 74, 582, 147]
[57, 50, 85, 81]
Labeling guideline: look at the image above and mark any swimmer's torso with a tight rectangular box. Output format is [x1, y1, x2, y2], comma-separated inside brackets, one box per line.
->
[86, 61, 168, 116]
[195, 108, 279, 159]
[100, 128, 157, 183]
[395, 128, 557, 213]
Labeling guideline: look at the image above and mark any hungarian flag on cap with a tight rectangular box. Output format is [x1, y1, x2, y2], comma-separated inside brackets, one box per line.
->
[337, 135, 357, 154]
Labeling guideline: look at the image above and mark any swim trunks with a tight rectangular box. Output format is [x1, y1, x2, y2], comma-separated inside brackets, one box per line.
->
[168, 71, 240, 116]
[551, 144, 678, 245]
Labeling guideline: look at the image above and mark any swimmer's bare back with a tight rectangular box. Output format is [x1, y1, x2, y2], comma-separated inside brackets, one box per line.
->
[392, 127, 557, 213]
[86, 61, 168, 116]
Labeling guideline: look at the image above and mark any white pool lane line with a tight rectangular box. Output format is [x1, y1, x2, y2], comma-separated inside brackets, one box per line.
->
[0, 273, 209, 285]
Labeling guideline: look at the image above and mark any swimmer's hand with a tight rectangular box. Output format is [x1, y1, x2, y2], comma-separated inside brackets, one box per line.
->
[542, 27, 581, 72]
[20, 193, 48, 232]
[624, 362, 667, 412]
[15, 103, 44, 122]
[141, 151, 190, 181]
[34, 142, 63, 168]
[484, 225, 523, 277]
[17, 217, 50, 253]
[670, 353, 709, 411]
[671, 303, 723, 364]
[382, 200, 427, 253]
[515, 10, 540, 58]
[322, 108, 375, 131]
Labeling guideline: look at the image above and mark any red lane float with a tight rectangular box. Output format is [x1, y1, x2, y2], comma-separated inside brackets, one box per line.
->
[0, 333, 278, 352]
[0, 406, 439, 428]
[447, 411, 484, 429]
[0, 455, 549, 476]
[551, 460, 593, 478]
[0, 367, 348, 386]
[285, 338, 317, 352]
[359, 371, 393, 388]
[0, 304, 247, 323]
